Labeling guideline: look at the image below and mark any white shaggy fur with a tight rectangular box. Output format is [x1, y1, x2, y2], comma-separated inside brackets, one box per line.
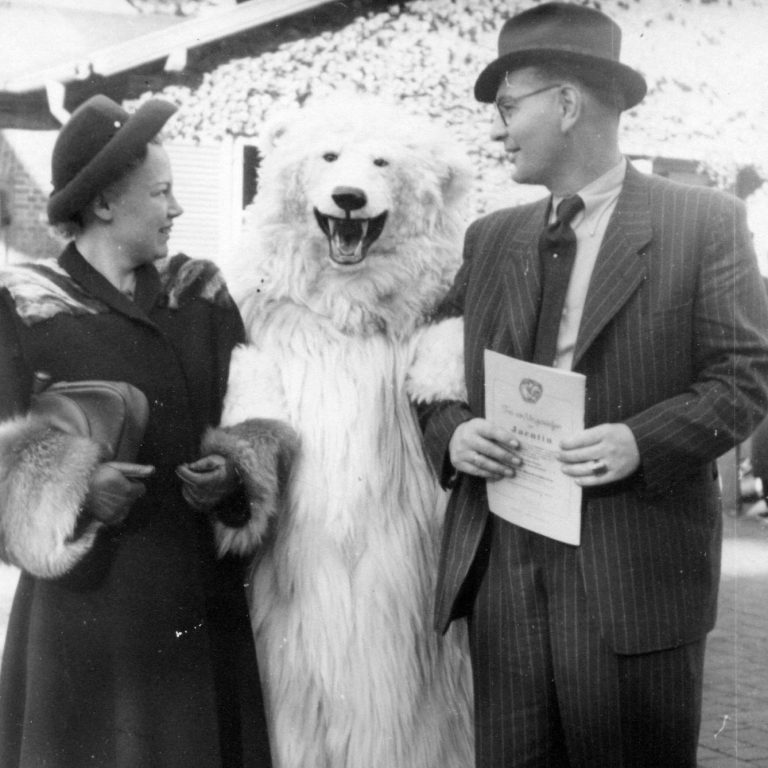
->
[218, 96, 472, 768]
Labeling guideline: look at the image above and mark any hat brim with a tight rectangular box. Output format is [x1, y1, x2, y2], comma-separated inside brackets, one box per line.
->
[474, 49, 647, 110]
[48, 99, 178, 225]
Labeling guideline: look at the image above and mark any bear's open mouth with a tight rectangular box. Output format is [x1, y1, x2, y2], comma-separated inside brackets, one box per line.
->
[314, 209, 388, 265]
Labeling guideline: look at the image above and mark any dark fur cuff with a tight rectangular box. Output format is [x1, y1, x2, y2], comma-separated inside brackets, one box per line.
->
[0, 415, 102, 577]
[201, 418, 299, 557]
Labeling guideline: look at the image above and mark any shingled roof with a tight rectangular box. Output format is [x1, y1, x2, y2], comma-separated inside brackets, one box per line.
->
[115, 0, 764, 212]
[2, 0, 765, 220]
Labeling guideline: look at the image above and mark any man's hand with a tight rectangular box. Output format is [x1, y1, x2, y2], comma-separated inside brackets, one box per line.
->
[558, 423, 640, 486]
[449, 418, 521, 480]
[176, 454, 239, 512]
[86, 461, 155, 525]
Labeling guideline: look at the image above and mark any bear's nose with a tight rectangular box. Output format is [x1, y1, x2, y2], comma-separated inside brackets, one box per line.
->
[332, 187, 367, 212]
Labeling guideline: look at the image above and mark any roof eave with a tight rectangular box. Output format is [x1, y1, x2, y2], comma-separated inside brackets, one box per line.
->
[1, 0, 332, 94]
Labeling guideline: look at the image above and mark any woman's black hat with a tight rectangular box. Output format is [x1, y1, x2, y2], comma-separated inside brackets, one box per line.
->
[48, 94, 177, 225]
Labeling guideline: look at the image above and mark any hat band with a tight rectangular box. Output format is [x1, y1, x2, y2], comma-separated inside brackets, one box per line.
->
[501, 42, 620, 62]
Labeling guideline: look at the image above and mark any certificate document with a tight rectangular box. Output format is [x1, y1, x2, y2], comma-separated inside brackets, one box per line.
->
[484, 350, 586, 545]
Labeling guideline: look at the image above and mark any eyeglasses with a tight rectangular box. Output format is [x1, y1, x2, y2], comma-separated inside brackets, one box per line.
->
[494, 83, 563, 126]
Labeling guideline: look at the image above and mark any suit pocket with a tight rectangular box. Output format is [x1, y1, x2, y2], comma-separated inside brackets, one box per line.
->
[649, 299, 693, 317]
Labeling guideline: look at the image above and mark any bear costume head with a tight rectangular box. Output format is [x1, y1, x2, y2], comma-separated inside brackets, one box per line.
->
[231, 95, 472, 337]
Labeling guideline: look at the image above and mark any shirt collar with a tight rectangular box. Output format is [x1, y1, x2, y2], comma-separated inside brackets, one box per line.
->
[551, 156, 627, 233]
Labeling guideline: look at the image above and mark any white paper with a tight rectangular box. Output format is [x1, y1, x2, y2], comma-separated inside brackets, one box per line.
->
[484, 350, 586, 545]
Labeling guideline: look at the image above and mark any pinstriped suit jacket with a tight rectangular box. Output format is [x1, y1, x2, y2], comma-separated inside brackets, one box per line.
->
[423, 163, 768, 654]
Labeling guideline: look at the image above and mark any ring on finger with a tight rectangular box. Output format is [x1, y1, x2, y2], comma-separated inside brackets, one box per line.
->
[591, 459, 608, 476]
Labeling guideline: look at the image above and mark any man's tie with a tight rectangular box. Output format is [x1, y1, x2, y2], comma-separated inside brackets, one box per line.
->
[532, 194, 584, 366]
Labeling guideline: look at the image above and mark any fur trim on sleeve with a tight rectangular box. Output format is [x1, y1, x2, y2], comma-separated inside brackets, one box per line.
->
[407, 316, 467, 404]
[0, 415, 102, 578]
[201, 418, 298, 557]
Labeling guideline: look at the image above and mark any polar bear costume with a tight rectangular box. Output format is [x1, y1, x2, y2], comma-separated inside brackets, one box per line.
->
[204, 97, 473, 768]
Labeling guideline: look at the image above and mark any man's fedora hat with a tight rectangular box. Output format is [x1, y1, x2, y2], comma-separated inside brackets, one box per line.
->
[48, 94, 178, 225]
[474, 2, 647, 109]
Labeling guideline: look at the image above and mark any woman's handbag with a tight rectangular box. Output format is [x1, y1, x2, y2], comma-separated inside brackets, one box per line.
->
[29, 373, 149, 462]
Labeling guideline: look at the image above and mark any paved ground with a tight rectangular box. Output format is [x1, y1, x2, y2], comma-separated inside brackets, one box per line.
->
[0, 511, 767, 766]
[698, 508, 768, 767]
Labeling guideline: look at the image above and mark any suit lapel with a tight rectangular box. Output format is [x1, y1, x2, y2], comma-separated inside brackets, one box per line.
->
[572, 164, 652, 368]
[499, 199, 549, 360]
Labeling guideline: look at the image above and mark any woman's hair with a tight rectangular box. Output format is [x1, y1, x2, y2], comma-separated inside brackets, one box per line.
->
[55, 135, 163, 239]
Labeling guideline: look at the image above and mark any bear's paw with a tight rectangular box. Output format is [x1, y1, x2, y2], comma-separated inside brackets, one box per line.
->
[407, 317, 467, 404]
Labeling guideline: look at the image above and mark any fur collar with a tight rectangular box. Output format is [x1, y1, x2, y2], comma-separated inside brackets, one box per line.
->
[0, 260, 106, 326]
[0, 251, 233, 326]
[159, 254, 234, 311]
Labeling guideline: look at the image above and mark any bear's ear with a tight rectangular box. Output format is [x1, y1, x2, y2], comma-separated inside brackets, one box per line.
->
[260, 108, 297, 151]
[262, 119, 290, 151]
[436, 148, 473, 208]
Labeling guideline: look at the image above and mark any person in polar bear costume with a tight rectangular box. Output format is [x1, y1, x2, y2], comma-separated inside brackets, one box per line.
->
[203, 96, 473, 768]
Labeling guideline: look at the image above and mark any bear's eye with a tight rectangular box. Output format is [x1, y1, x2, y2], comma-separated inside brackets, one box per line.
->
[373, 158, 389, 167]
[323, 152, 338, 162]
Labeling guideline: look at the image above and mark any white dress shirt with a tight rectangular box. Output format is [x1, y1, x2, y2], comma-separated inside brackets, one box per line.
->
[551, 157, 627, 370]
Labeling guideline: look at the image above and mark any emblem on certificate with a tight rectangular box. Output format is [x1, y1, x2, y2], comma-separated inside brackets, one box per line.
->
[519, 378, 543, 403]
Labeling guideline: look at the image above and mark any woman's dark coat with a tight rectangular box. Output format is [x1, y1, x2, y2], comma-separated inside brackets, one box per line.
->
[0, 244, 271, 768]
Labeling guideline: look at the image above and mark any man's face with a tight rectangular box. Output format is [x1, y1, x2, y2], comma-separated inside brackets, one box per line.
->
[491, 68, 566, 188]
[106, 143, 183, 266]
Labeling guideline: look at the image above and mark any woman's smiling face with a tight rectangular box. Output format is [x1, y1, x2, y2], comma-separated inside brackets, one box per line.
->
[105, 143, 183, 267]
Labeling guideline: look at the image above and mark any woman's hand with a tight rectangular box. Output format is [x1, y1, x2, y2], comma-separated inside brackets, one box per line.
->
[86, 462, 155, 525]
[176, 454, 239, 512]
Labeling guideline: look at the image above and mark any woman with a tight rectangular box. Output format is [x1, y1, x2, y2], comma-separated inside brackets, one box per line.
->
[0, 95, 271, 768]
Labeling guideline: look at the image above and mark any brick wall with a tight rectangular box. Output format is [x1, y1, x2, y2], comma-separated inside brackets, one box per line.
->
[0, 130, 66, 265]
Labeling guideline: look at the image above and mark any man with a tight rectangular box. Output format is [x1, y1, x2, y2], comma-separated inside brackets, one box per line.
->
[420, 3, 768, 766]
